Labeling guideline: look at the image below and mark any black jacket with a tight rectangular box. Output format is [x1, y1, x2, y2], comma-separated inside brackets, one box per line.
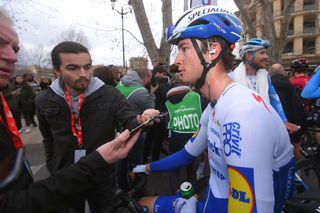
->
[271, 74, 305, 126]
[36, 85, 138, 173]
[0, 151, 113, 213]
[0, 98, 33, 192]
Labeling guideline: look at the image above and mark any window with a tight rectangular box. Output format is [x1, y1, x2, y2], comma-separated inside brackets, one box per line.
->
[288, 21, 294, 36]
[303, 37, 315, 54]
[304, 15, 316, 34]
[304, 0, 315, 11]
[283, 40, 293, 53]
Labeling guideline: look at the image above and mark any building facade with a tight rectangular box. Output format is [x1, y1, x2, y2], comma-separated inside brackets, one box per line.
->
[129, 57, 149, 70]
[239, 0, 320, 69]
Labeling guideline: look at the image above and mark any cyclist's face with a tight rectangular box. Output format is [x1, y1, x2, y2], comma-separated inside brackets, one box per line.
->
[251, 48, 268, 69]
[174, 39, 205, 85]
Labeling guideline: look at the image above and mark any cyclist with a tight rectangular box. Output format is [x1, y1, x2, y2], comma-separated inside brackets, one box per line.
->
[290, 58, 310, 94]
[230, 38, 300, 134]
[133, 5, 295, 213]
[301, 65, 320, 160]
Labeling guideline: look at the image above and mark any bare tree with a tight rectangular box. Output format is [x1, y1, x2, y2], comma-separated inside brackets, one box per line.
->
[59, 28, 90, 48]
[234, 0, 256, 38]
[128, 0, 172, 66]
[234, 0, 295, 64]
[17, 45, 51, 71]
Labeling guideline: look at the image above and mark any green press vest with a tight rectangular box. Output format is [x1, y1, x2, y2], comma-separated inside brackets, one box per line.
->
[116, 82, 144, 98]
[166, 91, 202, 134]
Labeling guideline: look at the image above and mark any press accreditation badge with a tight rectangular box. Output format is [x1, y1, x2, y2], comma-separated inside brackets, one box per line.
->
[74, 149, 86, 163]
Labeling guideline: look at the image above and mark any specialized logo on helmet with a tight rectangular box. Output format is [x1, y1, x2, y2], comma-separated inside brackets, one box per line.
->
[228, 166, 257, 213]
[187, 6, 232, 23]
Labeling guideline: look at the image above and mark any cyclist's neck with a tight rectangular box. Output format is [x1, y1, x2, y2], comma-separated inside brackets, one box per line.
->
[245, 62, 258, 76]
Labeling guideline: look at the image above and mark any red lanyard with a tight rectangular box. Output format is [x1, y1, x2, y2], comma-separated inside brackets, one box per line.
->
[0, 93, 24, 149]
[64, 90, 84, 148]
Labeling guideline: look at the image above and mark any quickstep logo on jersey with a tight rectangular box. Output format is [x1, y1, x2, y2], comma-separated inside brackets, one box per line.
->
[228, 166, 257, 213]
[223, 122, 241, 157]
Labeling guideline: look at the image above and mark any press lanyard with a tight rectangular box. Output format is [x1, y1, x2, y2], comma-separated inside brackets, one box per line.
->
[64, 90, 84, 148]
[0, 93, 24, 149]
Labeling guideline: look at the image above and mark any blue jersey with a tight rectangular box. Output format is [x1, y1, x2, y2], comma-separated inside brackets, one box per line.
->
[151, 83, 295, 213]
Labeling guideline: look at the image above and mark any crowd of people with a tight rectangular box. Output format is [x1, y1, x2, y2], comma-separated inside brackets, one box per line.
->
[1, 4, 320, 213]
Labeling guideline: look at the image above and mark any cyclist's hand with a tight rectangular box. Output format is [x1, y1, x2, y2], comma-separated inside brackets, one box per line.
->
[285, 121, 300, 133]
[132, 164, 150, 174]
[173, 196, 197, 213]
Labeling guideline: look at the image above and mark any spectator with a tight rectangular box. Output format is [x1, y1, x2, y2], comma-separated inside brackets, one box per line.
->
[143, 63, 171, 163]
[93, 65, 115, 86]
[109, 64, 122, 84]
[36, 41, 158, 212]
[165, 83, 203, 192]
[0, 8, 142, 213]
[2, 75, 23, 131]
[19, 76, 37, 133]
[116, 68, 156, 190]
[23, 73, 40, 95]
[39, 78, 50, 91]
[269, 63, 305, 160]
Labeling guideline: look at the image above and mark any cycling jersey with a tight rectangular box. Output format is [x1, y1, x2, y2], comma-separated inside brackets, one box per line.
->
[302, 70, 320, 99]
[228, 71, 288, 122]
[150, 83, 295, 213]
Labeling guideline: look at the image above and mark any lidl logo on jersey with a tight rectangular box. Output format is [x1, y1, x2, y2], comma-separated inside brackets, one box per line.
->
[223, 122, 241, 157]
[228, 166, 257, 213]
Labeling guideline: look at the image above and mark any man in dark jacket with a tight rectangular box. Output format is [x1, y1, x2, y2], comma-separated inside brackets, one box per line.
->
[269, 63, 305, 160]
[143, 64, 171, 163]
[0, 8, 142, 213]
[116, 68, 155, 190]
[36, 41, 157, 212]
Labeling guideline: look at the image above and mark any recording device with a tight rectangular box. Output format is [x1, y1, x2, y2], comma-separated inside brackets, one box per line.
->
[129, 112, 168, 135]
[151, 76, 170, 87]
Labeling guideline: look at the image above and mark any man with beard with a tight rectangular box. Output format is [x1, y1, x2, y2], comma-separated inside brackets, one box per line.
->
[36, 41, 158, 213]
[230, 38, 299, 133]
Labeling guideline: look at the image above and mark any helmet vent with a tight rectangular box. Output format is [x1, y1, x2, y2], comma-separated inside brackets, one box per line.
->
[189, 19, 209, 27]
[218, 15, 231, 27]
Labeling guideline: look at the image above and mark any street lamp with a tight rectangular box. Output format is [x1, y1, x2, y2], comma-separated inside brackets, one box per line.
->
[110, 0, 132, 70]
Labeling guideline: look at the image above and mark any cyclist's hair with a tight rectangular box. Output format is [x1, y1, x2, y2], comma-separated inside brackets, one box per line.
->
[51, 41, 90, 70]
[199, 36, 235, 71]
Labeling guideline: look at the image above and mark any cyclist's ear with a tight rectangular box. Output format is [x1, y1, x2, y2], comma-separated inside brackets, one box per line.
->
[208, 42, 222, 61]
